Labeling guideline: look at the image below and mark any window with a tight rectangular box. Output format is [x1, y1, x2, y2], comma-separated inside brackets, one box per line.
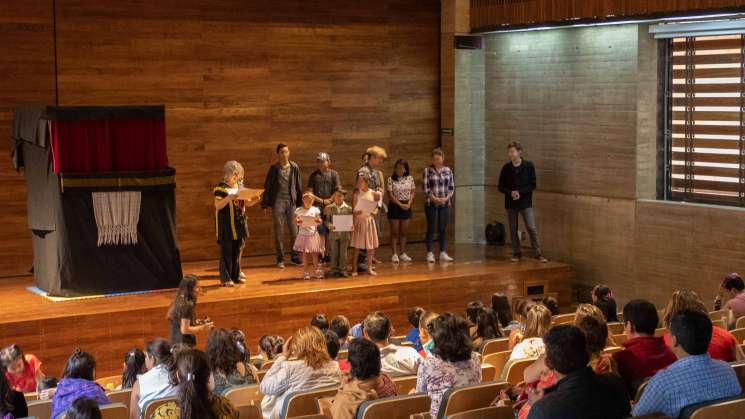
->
[664, 34, 745, 206]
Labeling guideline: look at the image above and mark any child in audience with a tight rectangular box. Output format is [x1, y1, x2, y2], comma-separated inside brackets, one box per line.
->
[418, 311, 439, 358]
[130, 338, 177, 419]
[574, 304, 614, 373]
[363, 311, 422, 377]
[51, 348, 109, 419]
[509, 300, 535, 349]
[465, 301, 485, 338]
[509, 304, 551, 361]
[473, 308, 503, 352]
[230, 329, 250, 363]
[592, 284, 619, 322]
[405, 307, 425, 350]
[206, 328, 258, 395]
[324, 330, 347, 372]
[351, 172, 380, 276]
[330, 315, 352, 349]
[0, 366, 27, 418]
[311, 313, 329, 331]
[119, 348, 145, 390]
[65, 397, 101, 419]
[717, 272, 745, 326]
[0, 344, 45, 393]
[37, 376, 58, 400]
[491, 293, 519, 331]
[258, 335, 284, 368]
[294, 191, 325, 280]
[324, 187, 353, 277]
[542, 296, 560, 316]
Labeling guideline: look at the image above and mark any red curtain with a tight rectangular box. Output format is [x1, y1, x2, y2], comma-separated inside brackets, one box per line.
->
[51, 118, 167, 173]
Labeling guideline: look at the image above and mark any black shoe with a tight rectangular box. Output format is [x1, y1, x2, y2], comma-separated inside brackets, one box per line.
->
[291, 258, 302, 266]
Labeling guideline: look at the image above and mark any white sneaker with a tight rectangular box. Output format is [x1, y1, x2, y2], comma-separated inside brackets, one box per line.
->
[391, 254, 400, 263]
[426, 252, 436, 263]
[399, 253, 412, 262]
[439, 252, 454, 262]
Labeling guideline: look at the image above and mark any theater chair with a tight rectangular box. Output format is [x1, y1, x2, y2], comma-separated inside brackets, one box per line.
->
[482, 350, 511, 379]
[435, 381, 509, 419]
[106, 389, 132, 414]
[608, 322, 624, 335]
[730, 362, 745, 390]
[480, 363, 496, 382]
[392, 375, 417, 395]
[480, 338, 509, 356]
[224, 384, 263, 407]
[551, 313, 575, 325]
[444, 406, 513, 419]
[279, 386, 339, 419]
[729, 328, 745, 344]
[142, 397, 177, 419]
[504, 358, 537, 386]
[96, 375, 123, 391]
[678, 396, 745, 419]
[356, 393, 431, 419]
[237, 404, 263, 419]
[26, 398, 52, 419]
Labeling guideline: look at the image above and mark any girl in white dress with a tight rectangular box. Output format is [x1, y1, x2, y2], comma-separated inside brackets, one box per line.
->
[293, 192, 325, 279]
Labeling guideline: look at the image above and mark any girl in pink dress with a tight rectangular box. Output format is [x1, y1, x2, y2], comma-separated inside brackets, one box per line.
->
[351, 173, 380, 276]
[293, 192, 325, 280]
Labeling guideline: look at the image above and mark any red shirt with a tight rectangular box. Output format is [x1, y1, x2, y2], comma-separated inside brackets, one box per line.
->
[613, 336, 677, 387]
[663, 326, 737, 362]
[338, 359, 351, 373]
[5, 354, 41, 393]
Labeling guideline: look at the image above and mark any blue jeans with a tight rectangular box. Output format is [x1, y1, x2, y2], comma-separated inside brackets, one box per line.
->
[425, 203, 449, 253]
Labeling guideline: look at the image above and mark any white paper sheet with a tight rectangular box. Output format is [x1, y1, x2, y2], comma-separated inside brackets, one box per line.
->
[227, 187, 264, 201]
[333, 214, 353, 232]
[355, 196, 377, 215]
[300, 215, 317, 228]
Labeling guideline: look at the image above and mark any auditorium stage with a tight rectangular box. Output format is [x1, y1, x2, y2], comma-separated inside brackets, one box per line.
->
[0, 244, 570, 377]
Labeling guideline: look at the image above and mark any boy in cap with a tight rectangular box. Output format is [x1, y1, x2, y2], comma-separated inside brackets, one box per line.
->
[307, 152, 341, 262]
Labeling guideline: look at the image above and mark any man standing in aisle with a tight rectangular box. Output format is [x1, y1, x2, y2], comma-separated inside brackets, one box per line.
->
[498, 141, 548, 263]
[262, 143, 303, 268]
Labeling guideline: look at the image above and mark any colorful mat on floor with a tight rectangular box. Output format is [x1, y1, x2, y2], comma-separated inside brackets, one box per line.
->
[26, 286, 176, 302]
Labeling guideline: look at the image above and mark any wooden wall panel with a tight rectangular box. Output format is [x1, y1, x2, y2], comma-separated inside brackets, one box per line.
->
[0, 1, 56, 275]
[49, 0, 440, 263]
[471, 0, 745, 31]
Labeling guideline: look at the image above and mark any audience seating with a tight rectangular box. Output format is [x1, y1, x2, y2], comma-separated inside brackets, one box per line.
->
[436, 381, 509, 419]
[279, 386, 339, 419]
[26, 398, 52, 419]
[237, 404, 263, 419]
[709, 310, 729, 323]
[24, 391, 38, 401]
[143, 396, 177, 419]
[654, 328, 666, 337]
[551, 313, 575, 325]
[730, 328, 745, 344]
[258, 369, 268, 382]
[224, 384, 263, 407]
[613, 334, 628, 345]
[480, 337, 509, 356]
[730, 362, 745, 390]
[712, 319, 726, 330]
[96, 375, 123, 391]
[400, 341, 415, 348]
[504, 358, 536, 386]
[444, 406, 514, 419]
[616, 312, 624, 323]
[316, 395, 334, 417]
[633, 379, 650, 404]
[601, 346, 623, 357]
[480, 363, 496, 382]
[481, 351, 510, 379]
[678, 395, 745, 419]
[261, 359, 275, 371]
[338, 349, 349, 360]
[99, 402, 128, 419]
[736, 317, 745, 330]
[106, 388, 132, 412]
[356, 393, 431, 419]
[392, 375, 417, 395]
[607, 322, 624, 335]
[389, 336, 407, 345]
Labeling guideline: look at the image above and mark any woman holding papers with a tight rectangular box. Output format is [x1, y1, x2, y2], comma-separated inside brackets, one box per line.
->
[351, 172, 380, 276]
[214, 161, 260, 287]
[293, 192, 325, 280]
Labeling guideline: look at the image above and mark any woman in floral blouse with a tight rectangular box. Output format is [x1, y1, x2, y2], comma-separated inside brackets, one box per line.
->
[416, 313, 481, 418]
[387, 159, 416, 263]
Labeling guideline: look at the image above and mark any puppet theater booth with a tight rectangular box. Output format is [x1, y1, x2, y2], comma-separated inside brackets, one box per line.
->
[11, 105, 182, 298]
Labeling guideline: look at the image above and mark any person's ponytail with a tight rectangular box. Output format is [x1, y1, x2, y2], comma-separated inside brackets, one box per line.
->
[174, 350, 214, 419]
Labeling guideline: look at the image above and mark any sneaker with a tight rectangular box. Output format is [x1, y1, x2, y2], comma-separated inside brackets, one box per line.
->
[239, 271, 247, 280]
[367, 268, 377, 276]
[439, 252, 454, 262]
[426, 252, 436, 263]
[537, 255, 549, 263]
[315, 270, 324, 280]
[291, 258, 302, 266]
[399, 253, 412, 262]
[303, 272, 310, 280]
[234, 276, 246, 284]
[277, 262, 285, 269]
[510, 255, 521, 263]
[391, 254, 400, 263]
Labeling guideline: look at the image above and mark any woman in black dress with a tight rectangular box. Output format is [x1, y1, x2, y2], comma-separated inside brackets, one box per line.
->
[168, 275, 213, 347]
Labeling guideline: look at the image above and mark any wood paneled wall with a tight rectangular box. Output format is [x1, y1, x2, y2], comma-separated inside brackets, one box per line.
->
[471, 0, 745, 31]
[0, 0, 441, 274]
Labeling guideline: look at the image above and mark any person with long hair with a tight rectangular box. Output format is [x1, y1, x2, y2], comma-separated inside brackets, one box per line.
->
[491, 293, 519, 331]
[260, 326, 341, 419]
[355, 146, 387, 270]
[662, 290, 743, 362]
[473, 308, 503, 352]
[574, 304, 614, 373]
[0, 344, 45, 393]
[351, 172, 381, 276]
[591, 284, 618, 323]
[0, 365, 27, 418]
[168, 275, 212, 347]
[465, 301, 485, 339]
[129, 338, 177, 419]
[416, 313, 481, 417]
[151, 349, 238, 419]
[229, 329, 250, 363]
[509, 304, 551, 361]
[51, 349, 109, 419]
[66, 397, 102, 419]
[387, 159, 416, 263]
[418, 311, 439, 358]
[257, 335, 284, 368]
[119, 348, 146, 390]
[206, 328, 258, 395]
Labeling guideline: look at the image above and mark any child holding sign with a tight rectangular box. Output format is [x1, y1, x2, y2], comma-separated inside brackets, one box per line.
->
[294, 192, 324, 280]
[324, 187, 353, 277]
[351, 172, 380, 276]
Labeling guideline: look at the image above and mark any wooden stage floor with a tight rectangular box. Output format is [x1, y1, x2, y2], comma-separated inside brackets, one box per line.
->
[0, 244, 569, 377]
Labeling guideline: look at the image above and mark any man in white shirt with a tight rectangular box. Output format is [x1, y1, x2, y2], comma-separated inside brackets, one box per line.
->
[363, 311, 422, 377]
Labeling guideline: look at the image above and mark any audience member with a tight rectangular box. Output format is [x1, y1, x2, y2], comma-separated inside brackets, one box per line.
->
[0, 366, 27, 418]
[662, 290, 742, 362]
[633, 311, 741, 418]
[542, 297, 559, 316]
[405, 307, 425, 350]
[592, 285, 619, 323]
[168, 275, 211, 347]
[330, 338, 397, 419]
[510, 304, 551, 361]
[311, 313, 329, 331]
[473, 308, 503, 352]
[526, 325, 629, 419]
[416, 313, 481, 418]
[130, 338, 177, 419]
[152, 349, 238, 419]
[418, 311, 439, 358]
[37, 376, 58, 400]
[260, 326, 341, 419]
[330, 315, 351, 349]
[1, 344, 45, 393]
[491, 293, 519, 331]
[324, 330, 345, 371]
[66, 397, 102, 419]
[363, 312, 422, 377]
[718, 273, 745, 324]
[119, 348, 146, 390]
[258, 335, 284, 367]
[612, 299, 676, 396]
[465, 301, 485, 338]
[51, 349, 109, 419]
[509, 300, 536, 348]
[574, 304, 613, 373]
[229, 329, 250, 363]
[206, 328, 257, 395]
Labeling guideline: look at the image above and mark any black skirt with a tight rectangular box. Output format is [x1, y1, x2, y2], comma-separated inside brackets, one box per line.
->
[388, 200, 412, 220]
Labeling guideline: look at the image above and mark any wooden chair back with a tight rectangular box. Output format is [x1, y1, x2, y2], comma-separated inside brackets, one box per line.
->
[27, 399, 52, 419]
[96, 375, 123, 391]
[730, 328, 745, 344]
[143, 397, 177, 419]
[505, 358, 537, 386]
[100, 402, 129, 419]
[551, 313, 575, 325]
[400, 341, 415, 348]
[258, 369, 268, 382]
[683, 396, 745, 419]
[338, 349, 349, 360]
[613, 334, 628, 345]
[316, 396, 335, 417]
[654, 328, 666, 337]
[481, 350, 511, 379]
[709, 309, 729, 323]
[480, 338, 509, 356]
[237, 404, 263, 419]
[633, 379, 650, 404]
[712, 319, 726, 330]
[261, 359, 275, 371]
[106, 388, 133, 412]
[392, 375, 417, 395]
[356, 393, 431, 419]
[437, 381, 509, 418]
[280, 386, 339, 419]
[24, 391, 38, 401]
[480, 364, 496, 382]
[730, 362, 745, 391]
[445, 406, 514, 419]
[390, 335, 407, 345]
[601, 346, 623, 357]
[224, 384, 263, 407]
[607, 322, 624, 335]
[736, 316, 745, 330]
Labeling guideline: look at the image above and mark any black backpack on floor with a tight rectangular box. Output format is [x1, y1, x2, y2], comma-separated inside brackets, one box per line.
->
[485, 221, 505, 245]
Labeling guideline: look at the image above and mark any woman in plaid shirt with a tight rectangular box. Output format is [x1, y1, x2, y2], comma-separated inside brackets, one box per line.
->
[423, 148, 454, 263]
